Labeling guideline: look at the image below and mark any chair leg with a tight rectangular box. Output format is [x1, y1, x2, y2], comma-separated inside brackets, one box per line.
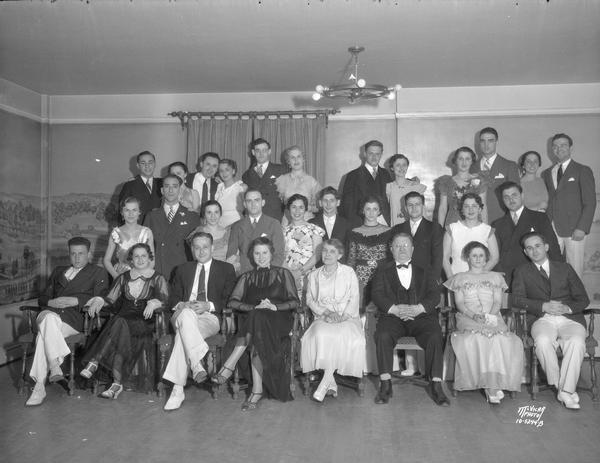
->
[68, 350, 75, 396]
[231, 366, 240, 400]
[18, 343, 29, 396]
[531, 349, 539, 400]
[357, 375, 365, 397]
[303, 372, 310, 396]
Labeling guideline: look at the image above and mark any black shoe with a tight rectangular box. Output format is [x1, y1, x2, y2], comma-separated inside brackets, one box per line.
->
[374, 379, 393, 404]
[429, 381, 450, 407]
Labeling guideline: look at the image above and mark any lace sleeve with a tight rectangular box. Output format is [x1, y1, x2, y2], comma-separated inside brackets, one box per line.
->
[275, 268, 301, 311]
[153, 274, 170, 305]
[227, 273, 254, 312]
[105, 274, 126, 306]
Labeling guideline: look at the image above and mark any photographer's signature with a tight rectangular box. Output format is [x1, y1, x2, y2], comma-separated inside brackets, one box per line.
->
[515, 405, 545, 428]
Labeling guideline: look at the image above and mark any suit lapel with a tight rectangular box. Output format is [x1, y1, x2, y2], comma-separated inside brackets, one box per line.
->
[185, 263, 197, 301]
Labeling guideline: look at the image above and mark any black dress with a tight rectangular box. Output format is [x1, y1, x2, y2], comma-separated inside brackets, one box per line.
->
[83, 271, 169, 392]
[228, 266, 300, 401]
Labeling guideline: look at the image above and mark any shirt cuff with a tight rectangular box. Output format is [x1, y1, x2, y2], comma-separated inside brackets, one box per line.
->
[209, 302, 215, 313]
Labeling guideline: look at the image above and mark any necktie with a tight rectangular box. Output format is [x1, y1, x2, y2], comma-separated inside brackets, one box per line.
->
[256, 164, 264, 178]
[539, 265, 549, 280]
[145, 179, 152, 193]
[251, 218, 257, 228]
[483, 159, 492, 171]
[410, 221, 419, 236]
[371, 168, 377, 180]
[557, 165, 564, 185]
[201, 180, 209, 204]
[167, 206, 175, 223]
[511, 212, 518, 225]
[64, 267, 76, 281]
[197, 264, 206, 301]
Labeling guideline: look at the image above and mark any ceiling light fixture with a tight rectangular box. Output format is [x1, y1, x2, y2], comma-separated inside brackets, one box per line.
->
[312, 46, 400, 104]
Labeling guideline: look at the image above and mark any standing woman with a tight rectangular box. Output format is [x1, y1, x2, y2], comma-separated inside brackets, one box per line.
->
[82, 243, 169, 398]
[301, 239, 365, 402]
[168, 161, 201, 213]
[518, 151, 548, 212]
[103, 196, 155, 279]
[438, 147, 488, 227]
[283, 194, 325, 300]
[215, 159, 247, 228]
[190, 200, 230, 262]
[386, 154, 426, 226]
[443, 193, 499, 278]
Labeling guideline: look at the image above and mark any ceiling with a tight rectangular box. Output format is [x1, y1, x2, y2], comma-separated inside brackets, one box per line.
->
[1, 0, 599, 95]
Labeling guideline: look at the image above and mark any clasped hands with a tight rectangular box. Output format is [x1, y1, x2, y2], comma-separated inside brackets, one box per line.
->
[322, 310, 346, 324]
[175, 300, 212, 315]
[255, 298, 277, 311]
[388, 304, 425, 321]
[542, 300, 571, 316]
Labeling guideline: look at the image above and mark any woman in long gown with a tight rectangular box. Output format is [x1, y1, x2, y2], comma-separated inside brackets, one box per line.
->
[437, 146, 488, 227]
[189, 200, 230, 262]
[168, 161, 201, 213]
[444, 241, 524, 403]
[385, 153, 426, 226]
[443, 192, 499, 278]
[103, 196, 154, 278]
[518, 150, 548, 212]
[301, 239, 365, 402]
[283, 194, 325, 301]
[214, 158, 247, 228]
[212, 237, 300, 410]
[82, 243, 169, 398]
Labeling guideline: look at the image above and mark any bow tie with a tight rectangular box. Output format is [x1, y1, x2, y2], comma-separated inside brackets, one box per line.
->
[396, 263, 410, 269]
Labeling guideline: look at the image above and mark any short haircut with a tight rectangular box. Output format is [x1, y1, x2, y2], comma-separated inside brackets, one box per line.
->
[287, 193, 308, 210]
[520, 231, 547, 249]
[451, 146, 477, 165]
[249, 237, 274, 266]
[322, 238, 345, 256]
[518, 151, 542, 170]
[358, 195, 383, 217]
[479, 127, 499, 140]
[162, 173, 183, 185]
[404, 191, 425, 204]
[458, 192, 484, 219]
[551, 133, 573, 147]
[364, 140, 383, 151]
[168, 161, 188, 174]
[200, 199, 222, 218]
[390, 231, 414, 246]
[244, 188, 262, 200]
[188, 230, 214, 246]
[389, 153, 410, 168]
[68, 236, 91, 250]
[120, 196, 141, 211]
[499, 181, 523, 195]
[136, 150, 155, 163]
[251, 138, 271, 150]
[127, 242, 153, 262]
[461, 241, 490, 262]
[318, 186, 340, 201]
[200, 152, 220, 163]
[219, 158, 238, 175]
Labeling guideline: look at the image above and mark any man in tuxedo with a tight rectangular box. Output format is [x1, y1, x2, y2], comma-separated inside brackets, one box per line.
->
[185, 152, 220, 208]
[493, 181, 561, 287]
[472, 127, 520, 224]
[162, 231, 237, 411]
[512, 232, 590, 410]
[341, 140, 391, 228]
[26, 237, 109, 406]
[227, 189, 285, 274]
[118, 150, 163, 221]
[371, 232, 449, 406]
[143, 174, 201, 282]
[310, 187, 350, 264]
[390, 191, 443, 281]
[241, 138, 286, 221]
[542, 133, 596, 278]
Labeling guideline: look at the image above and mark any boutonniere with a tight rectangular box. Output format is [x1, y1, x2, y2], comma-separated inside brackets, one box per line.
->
[260, 233, 268, 237]
[270, 175, 277, 179]
[470, 177, 481, 187]
[494, 173, 505, 179]
[179, 211, 185, 216]
[568, 177, 575, 182]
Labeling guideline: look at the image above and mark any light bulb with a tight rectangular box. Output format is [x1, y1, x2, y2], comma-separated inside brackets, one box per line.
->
[394, 84, 402, 91]
[315, 84, 325, 93]
[386, 91, 395, 100]
[312, 93, 322, 101]
[357, 78, 366, 88]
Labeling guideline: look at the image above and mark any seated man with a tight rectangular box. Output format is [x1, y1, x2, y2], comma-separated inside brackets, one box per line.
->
[512, 231, 590, 410]
[162, 232, 237, 411]
[371, 232, 449, 406]
[26, 237, 109, 406]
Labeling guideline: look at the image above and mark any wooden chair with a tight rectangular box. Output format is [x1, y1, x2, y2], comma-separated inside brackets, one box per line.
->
[17, 305, 93, 396]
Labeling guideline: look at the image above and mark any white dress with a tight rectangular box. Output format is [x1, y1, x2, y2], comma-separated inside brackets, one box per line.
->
[448, 221, 493, 275]
[301, 264, 366, 378]
[215, 180, 245, 228]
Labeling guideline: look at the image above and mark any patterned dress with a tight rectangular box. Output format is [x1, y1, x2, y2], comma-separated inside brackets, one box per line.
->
[438, 174, 488, 226]
[283, 222, 325, 299]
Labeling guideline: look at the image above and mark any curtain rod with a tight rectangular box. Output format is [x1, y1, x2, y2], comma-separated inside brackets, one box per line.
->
[168, 109, 339, 129]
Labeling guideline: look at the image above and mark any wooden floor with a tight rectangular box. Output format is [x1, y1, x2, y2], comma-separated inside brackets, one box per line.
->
[2, 364, 600, 463]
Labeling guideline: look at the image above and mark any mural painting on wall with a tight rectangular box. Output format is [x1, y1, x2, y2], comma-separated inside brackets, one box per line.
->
[582, 195, 600, 309]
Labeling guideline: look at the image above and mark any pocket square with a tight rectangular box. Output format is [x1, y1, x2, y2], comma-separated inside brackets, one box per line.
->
[568, 177, 575, 182]
[494, 173, 505, 179]
[180, 221, 188, 225]
[260, 233, 268, 237]
[270, 175, 277, 179]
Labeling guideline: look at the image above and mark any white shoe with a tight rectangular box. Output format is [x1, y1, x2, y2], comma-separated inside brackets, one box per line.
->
[26, 387, 46, 406]
[164, 389, 185, 411]
[571, 391, 580, 404]
[400, 368, 416, 377]
[327, 382, 338, 398]
[557, 390, 580, 410]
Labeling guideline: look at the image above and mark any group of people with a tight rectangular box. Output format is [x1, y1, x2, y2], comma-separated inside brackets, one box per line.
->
[26, 129, 595, 413]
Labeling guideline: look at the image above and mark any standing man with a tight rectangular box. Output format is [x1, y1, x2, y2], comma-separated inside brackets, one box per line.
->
[512, 232, 589, 410]
[227, 189, 284, 274]
[542, 133, 596, 278]
[242, 138, 286, 221]
[143, 174, 201, 282]
[310, 186, 350, 242]
[473, 127, 520, 224]
[341, 140, 392, 228]
[162, 231, 237, 411]
[118, 150, 162, 221]
[371, 232, 448, 406]
[186, 152, 220, 208]
[26, 237, 109, 406]
[493, 181, 562, 287]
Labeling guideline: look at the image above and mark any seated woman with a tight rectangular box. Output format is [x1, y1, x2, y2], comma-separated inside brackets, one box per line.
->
[189, 200, 230, 262]
[103, 196, 154, 279]
[168, 161, 201, 213]
[214, 158, 247, 228]
[283, 194, 325, 300]
[301, 239, 365, 402]
[82, 243, 169, 399]
[212, 237, 300, 410]
[444, 241, 524, 403]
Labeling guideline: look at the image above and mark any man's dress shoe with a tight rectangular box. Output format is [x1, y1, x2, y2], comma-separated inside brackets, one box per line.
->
[164, 389, 185, 411]
[429, 381, 450, 406]
[374, 379, 393, 404]
[557, 390, 580, 410]
[25, 387, 46, 407]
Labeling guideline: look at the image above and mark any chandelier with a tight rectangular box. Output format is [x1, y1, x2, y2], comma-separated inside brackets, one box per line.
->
[312, 46, 400, 104]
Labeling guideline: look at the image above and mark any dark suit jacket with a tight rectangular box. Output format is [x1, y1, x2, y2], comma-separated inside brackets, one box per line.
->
[371, 261, 441, 317]
[143, 205, 201, 282]
[390, 218, 443, 280]
[169, 260, 237, 318]
[38, 264, 109, 332]
[492, 207, 562, 286]
[341, 165, 391, 228]
[512, 260, 589, 327]
[184, 172, 219, 204]
[542, 160, 596, 236]
[310, 213, 351, 266]
[118, 175, 162, 221]
[227, 214, 285, 274]
[242, 163, 287, 221]
[472, 155, 520, 224]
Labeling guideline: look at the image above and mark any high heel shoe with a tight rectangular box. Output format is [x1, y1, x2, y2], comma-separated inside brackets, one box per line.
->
[485, 389, 501, 404]
[80, 361, 98, 379]
[211, 365, 234, 385]
[326, 382, 338, 398]
[313, 382, 330, 402]
[241, 392, 263, 411]
[100, 383, 123, 400]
